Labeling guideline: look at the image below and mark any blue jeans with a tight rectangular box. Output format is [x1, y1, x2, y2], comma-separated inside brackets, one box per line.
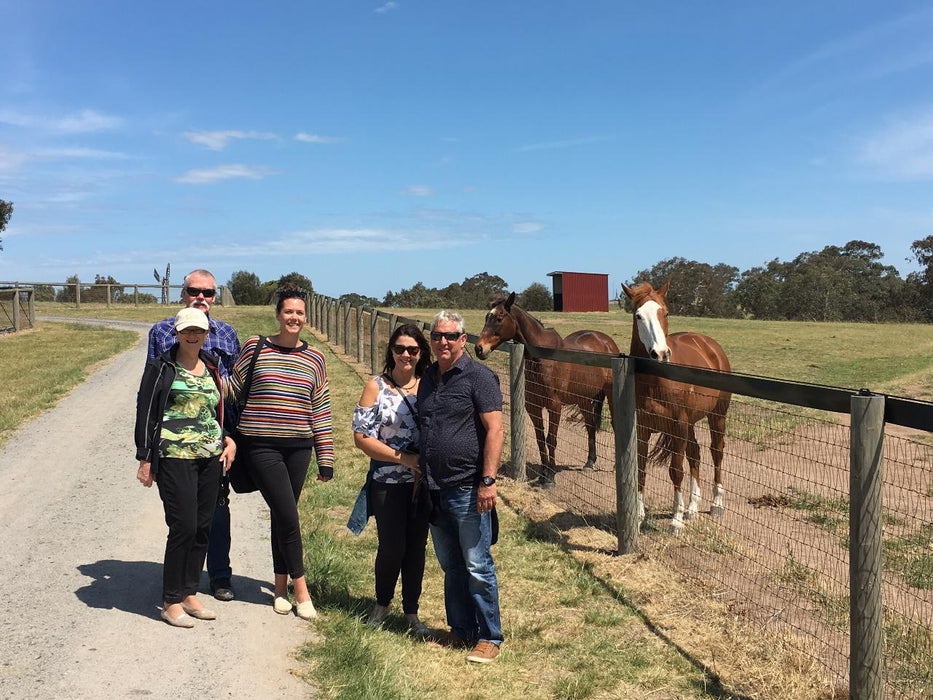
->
[429, 484, 503, 645]
[206, 502, 231, 582]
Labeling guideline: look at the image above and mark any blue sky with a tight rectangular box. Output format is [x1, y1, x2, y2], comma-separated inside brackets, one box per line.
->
[2, 1, 933, 300]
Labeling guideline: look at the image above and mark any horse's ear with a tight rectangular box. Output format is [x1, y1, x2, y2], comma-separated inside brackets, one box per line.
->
[621, 283, 634, 300]
[505, 291, 516, 310]
[659, 280, 670, 299]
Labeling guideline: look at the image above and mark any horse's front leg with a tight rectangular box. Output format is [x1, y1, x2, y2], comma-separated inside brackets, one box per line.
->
[684, 425, 702, 521]
[582, 398, 599, 472]
[525, 396, 548, 471]
[667, 431, 688, 533]
[636, 423, 650, 529]
[542, 402, 561, 486]
[708, 406, 728, 517]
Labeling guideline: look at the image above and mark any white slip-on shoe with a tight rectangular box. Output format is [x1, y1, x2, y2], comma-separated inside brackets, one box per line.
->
[296, 599, 317, 620]
[273, 596, 293, 615]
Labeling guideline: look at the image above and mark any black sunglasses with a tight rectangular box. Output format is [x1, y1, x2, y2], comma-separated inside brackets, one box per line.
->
[392, 344, 421, 356]
[185, 286, 216, 298]
[430, 331, 463, 342]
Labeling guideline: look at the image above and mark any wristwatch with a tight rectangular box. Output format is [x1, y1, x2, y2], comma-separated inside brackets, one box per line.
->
[481, 475, 496, 486]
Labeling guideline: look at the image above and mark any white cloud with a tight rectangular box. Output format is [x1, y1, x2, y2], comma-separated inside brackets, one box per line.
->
[36, 147, 128, 160]
[518, 135, 611, 152]
[859, 110, 933, 179]
[183, 130, 278, 151]
[294, 132, 342, 144]
[374, 2, 398, 14]
[401, 185, 433, 196]
[513, 222, 543, 234]
[0, 108, 122, 133]
[175, 164, 277, 184]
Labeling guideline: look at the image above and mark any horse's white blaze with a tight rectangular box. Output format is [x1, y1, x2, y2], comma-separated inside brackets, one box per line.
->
[685, 475, 701, 519]
[671, 488, 685, 531]
[635, 299, 671, 361]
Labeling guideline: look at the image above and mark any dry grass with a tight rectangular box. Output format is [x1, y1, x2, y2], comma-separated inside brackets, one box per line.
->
[502, 485, 843, 699]
[0, 322, 138, 447]
[296, 329, 741, 699]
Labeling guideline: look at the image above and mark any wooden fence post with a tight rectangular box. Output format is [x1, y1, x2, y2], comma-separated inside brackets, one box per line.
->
[134, 285, 139, 307]
[105, 284, 111, 307]
[370, 311, 379, 374]
[509, 343, 527, 482]
[27, 288, 35, 328]
[75, 279, 81, 309]
[343, 302, 351, 351]
[849, 391, 884, 700]
[357, 307, 365, 364]
[12, 288, 21, 331]
[612, 356, 639, 554]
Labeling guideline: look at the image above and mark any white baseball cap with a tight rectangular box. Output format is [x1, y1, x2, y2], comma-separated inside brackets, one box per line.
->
[174, 307, 209, 332]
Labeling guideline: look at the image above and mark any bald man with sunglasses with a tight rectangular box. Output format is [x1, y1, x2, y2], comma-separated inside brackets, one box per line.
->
[147, 269, 241, 601]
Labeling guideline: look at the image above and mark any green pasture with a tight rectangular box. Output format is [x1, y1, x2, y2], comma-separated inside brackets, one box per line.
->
[34, 301, 933, 398]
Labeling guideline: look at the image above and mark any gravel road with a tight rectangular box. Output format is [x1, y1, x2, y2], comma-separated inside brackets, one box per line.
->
[0, 320, 316, 698]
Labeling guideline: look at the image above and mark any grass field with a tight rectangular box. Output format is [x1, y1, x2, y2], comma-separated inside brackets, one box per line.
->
[20, 301, 933, 696]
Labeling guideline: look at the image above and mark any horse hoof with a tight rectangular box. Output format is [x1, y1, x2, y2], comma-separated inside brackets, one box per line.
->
[669, 520, 684, 534]
[582, 463, 594, 472]
[537, 478, 556, 490]
[710, 505, 724, 517]
[684, 510, 697, 522]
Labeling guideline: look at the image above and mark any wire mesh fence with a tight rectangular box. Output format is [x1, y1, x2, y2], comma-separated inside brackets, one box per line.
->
[306, 292, 933, 697]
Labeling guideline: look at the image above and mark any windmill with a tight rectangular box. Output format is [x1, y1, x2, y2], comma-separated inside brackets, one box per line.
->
[153, 264, 171, 304]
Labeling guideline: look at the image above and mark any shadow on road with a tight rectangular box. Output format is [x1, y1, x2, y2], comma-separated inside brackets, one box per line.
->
[75, 559, 276, 617]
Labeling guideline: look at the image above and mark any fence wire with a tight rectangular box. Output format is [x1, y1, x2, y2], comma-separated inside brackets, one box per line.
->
[308, 295, 933, 697]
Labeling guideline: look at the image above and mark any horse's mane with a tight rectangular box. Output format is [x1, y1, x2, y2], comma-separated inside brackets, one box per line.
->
[491, 297, 561, 339]
[627, 282, 661, 308]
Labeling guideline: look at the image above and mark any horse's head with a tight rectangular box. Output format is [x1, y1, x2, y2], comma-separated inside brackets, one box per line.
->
[622, 281, 672, 362]
[475, 291, 518, 360]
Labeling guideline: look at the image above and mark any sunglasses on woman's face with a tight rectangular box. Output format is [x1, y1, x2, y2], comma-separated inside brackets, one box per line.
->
[178, 327, 208, 336]
[392, 344, 420, 356]
[430, 331, 463, 342]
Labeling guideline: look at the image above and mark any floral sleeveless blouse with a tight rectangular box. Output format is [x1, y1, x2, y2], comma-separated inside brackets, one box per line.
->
[351, 374, 419, 484]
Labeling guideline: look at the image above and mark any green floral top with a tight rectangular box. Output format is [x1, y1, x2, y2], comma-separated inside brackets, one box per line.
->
[158, 363, 223, 460]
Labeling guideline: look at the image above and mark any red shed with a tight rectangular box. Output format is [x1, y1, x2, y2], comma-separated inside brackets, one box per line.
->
[547, 271, 609, 312]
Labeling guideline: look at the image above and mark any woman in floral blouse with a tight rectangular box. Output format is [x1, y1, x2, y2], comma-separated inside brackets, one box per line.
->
[351, 323, 432, 636]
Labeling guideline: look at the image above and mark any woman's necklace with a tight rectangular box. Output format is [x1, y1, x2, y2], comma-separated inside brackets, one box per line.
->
[389, 371, 416, 392]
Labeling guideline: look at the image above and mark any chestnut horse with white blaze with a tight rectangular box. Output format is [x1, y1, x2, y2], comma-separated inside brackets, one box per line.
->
[623, 281, 732, 532]
[475, 292, 619, 486]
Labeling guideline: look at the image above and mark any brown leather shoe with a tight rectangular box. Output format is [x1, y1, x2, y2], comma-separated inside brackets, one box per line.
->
[466, 641, 500, 663]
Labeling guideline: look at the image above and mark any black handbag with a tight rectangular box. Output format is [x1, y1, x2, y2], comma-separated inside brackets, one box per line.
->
[227, 337, 265, 494]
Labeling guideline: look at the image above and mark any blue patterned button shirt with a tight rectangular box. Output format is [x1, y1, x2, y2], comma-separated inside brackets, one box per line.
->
[147, 316, 241, 377]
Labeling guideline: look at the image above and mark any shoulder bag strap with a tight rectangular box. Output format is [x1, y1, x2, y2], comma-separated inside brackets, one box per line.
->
[238, 336, 266, 410]
[381, 372, 418, 419]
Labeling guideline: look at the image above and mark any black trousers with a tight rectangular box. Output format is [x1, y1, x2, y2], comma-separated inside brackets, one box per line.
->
[249, 443, 312, 579]
[156, 456, 223, 603]
[371, 481, 430, 613]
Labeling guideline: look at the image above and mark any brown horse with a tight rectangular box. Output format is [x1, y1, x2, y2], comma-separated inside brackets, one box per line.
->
[622, 281, 732, 531]
[475, 292, 619, 486]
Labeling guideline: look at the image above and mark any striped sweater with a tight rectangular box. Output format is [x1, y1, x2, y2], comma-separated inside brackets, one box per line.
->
[231, 336, 334, 472]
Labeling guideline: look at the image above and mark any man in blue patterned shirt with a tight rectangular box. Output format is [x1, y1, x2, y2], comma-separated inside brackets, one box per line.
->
[147, 268, 241, 601]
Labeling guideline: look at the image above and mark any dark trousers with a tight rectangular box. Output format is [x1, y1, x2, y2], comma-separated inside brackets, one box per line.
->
[371, 481, 430, 614]
[249, 444, 312, 579]
[206, 501, 231, 582]
[156, 456, 223, 603]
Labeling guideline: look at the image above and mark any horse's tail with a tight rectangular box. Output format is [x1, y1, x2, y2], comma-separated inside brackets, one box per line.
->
[648, 432, 678, 466]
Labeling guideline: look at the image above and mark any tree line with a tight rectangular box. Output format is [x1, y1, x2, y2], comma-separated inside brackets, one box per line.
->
[631, 237, 933, 322]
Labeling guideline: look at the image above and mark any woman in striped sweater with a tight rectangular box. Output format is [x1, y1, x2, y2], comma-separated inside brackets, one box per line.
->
[229, 284, 333, 620]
